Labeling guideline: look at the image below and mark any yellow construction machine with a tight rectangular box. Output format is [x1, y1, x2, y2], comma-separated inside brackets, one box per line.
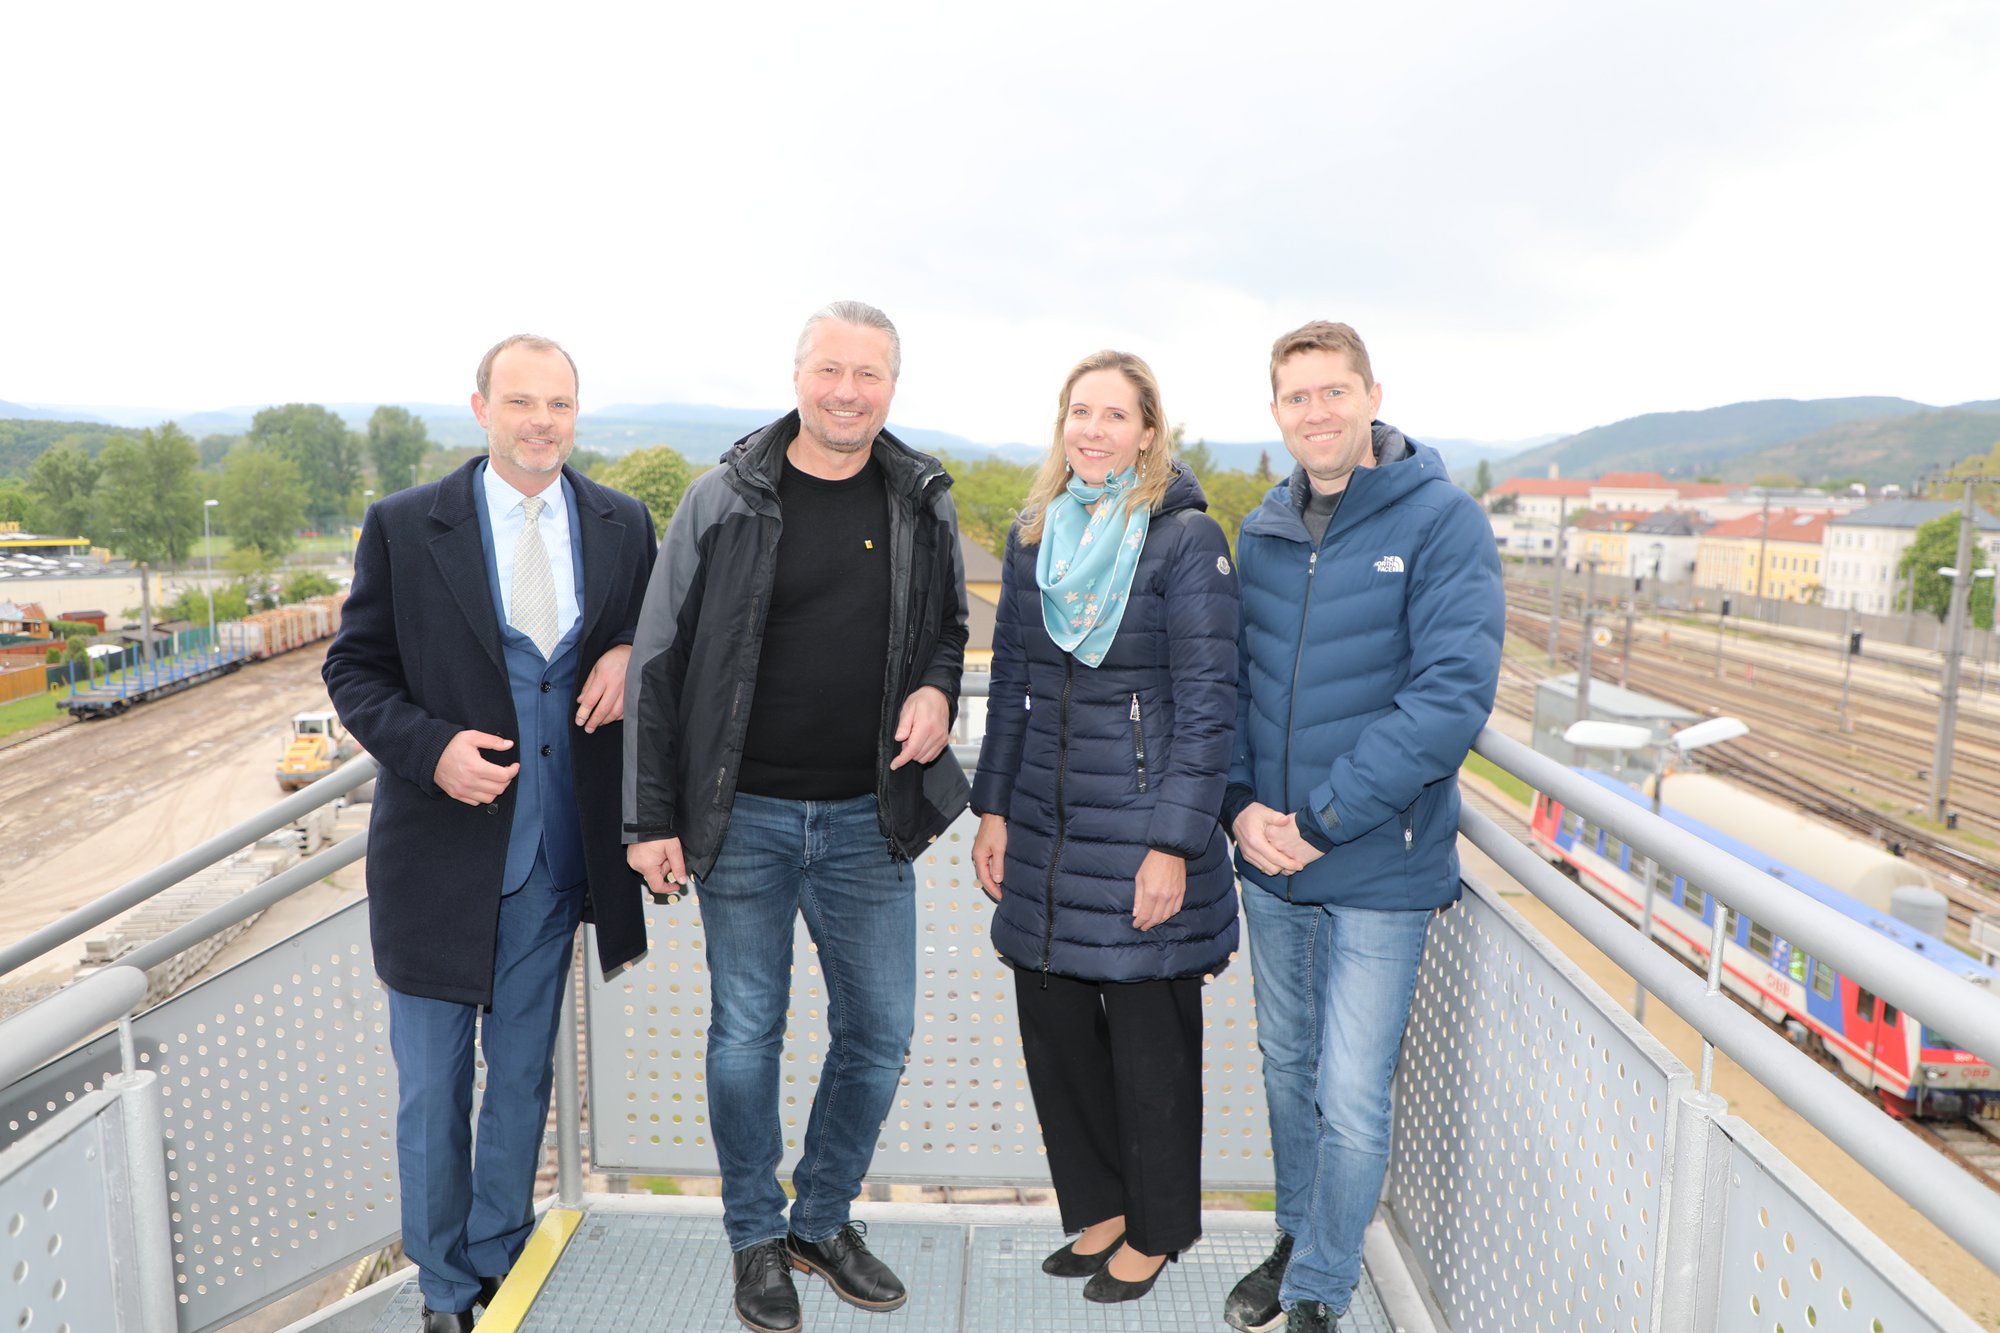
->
[276, 710, 358, 791]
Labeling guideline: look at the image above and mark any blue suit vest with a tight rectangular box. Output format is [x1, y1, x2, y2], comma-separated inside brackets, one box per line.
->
[474, 467, 587, 895]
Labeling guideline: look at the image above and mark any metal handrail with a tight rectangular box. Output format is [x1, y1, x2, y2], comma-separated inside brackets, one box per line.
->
[1477, 727, 2000, 1073]
[1462, 803, 2000, 1275]
[0, 964, 148, 1087]
[0, 753, 379, 981]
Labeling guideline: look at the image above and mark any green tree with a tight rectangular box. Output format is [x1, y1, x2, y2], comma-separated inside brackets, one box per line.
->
[1176, 432, 1217, 479]
[1473, 459, 1492, 497]
[366, 406, 431, 496]
[0, 479, 38, 526]
[26, 437, 101, 537]
[93, 424, 201, 565]
[1202, 470, 1269, 556]
[196, 433, 241, 469]
[948, 455, 1039, 558]
[246, 404, 362, 530]
[1896, 512, 1995, 630]
[1255, 450, 1276, 484]
[597, 447, 697, 537]
[281, 571, 339, 602]
[219, 443, 307, 560]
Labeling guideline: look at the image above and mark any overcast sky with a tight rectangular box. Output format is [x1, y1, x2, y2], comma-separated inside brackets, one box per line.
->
[3, 1, 1995, 447]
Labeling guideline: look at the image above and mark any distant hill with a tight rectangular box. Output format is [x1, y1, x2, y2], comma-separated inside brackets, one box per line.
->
[1727, 406, 2000, 486]
[1496, 397, 1933, 482]
[0, 419, 135, 478]
[1197, 433, 1554, 479]
[0, 400, 111, 424]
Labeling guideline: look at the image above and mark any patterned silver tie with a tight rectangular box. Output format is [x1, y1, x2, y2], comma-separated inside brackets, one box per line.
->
[511, 495, 560, 657]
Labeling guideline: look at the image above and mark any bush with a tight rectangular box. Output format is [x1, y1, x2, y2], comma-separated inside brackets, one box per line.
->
[281, 572, 339, 603]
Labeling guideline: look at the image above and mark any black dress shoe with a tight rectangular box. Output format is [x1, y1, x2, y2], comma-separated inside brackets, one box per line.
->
[419, 1307, 474, 1333]
[787, 1222, 908, 1311]
[475, 1275, 505, 1311]
[1081, 1249, 1178, 1304]
[1041, 1230, 1126, 1277]
[733, 1239, 802, 1333]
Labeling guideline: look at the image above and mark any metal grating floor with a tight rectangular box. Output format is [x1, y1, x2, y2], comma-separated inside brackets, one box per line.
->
[362, 1208, 1395, 1332]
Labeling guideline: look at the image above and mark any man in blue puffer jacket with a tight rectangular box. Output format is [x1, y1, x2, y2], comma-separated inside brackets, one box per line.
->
[1219, 321, 1504, 1333]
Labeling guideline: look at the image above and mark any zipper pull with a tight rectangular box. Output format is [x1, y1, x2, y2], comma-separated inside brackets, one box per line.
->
[1309, 551, 1317, 569]
[1129, 693, 1140, 722]
[1404, 826, 1414, 850]
[1024, 692, 1032, 711]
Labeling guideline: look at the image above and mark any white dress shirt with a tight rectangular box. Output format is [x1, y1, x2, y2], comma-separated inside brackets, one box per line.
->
[483, 463, 581, 643]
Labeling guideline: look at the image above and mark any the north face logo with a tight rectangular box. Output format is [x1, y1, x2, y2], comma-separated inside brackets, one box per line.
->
[1374, 555, 1406, 573]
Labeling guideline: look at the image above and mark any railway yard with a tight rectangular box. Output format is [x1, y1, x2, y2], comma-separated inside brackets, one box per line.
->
[1500, 575, 2000, 942]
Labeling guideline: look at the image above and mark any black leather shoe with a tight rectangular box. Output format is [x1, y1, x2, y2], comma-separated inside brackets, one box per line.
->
[1223, 1231, 1293, 1331]
[475, 1275, 505, 1312]
[1081, 1248, 1178, 1304]
[787, 1222, 908, 1311]
[1286, 1299, 1340, 1332]
[419, 1307, 474, 1333]
[733, 1239, 802, 1333]
[1042, 1229, 1126, 1278]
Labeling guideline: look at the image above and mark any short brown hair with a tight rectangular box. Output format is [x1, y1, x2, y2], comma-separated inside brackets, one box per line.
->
[1269, 320, 1373, 395]
[477, 334, 579, 400]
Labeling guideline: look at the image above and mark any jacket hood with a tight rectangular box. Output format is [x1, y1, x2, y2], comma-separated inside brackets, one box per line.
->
[1243, 422, 1446, 544]
[1156, 461, 1209, 517]
[719, 411, 951, 506]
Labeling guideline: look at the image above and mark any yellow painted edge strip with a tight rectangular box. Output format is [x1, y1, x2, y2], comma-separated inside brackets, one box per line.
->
[476, 1207, 584, 1331]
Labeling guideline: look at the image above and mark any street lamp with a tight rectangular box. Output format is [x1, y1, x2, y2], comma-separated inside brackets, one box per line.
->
[203, 499, 219, 663]
[1563, 715, 1750, 1022]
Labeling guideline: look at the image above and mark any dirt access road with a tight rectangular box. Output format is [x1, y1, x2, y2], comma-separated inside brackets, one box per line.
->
[0, 645, 338, 984]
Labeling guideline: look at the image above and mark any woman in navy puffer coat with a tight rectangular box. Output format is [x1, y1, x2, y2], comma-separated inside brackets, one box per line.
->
[971, 351, 1239, 1304]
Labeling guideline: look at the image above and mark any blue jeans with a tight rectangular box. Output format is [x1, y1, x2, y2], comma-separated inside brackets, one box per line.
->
[697, 792, 916, 1251]
[1240, 884, 1330, 1241]
[1255, 896, 1432, 1316]
[387, 865, 583, 1313]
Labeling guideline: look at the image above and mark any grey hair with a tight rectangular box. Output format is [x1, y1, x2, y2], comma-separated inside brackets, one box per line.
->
[477, 334, 578, 400]
[794, 301, 901, 379]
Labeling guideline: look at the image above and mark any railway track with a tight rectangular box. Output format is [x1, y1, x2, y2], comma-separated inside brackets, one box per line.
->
[1497, 588, 2000, 937]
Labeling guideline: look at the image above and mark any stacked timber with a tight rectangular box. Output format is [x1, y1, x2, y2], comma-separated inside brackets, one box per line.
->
[217, 594, 345, 661]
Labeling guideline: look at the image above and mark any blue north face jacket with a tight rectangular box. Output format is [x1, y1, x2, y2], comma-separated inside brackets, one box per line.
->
[973, 465, 1242, 981]
[1225, 424, 1504, 910]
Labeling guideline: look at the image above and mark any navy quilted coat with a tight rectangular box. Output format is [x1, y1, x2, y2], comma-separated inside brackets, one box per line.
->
[972, 465, 1241, 982]
[1226, 425, 1504, 911]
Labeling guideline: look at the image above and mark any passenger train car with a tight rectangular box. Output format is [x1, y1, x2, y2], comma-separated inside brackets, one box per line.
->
[1531, 769, 1999, 1115]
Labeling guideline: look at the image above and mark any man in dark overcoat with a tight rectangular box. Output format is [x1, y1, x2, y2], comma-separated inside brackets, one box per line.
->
[324, 334, 654, 1333]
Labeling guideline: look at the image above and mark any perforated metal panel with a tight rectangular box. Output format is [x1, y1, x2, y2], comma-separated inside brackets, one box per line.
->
[1713, 1115, 1983, 1333]
[1388, 879, 1688, 1333]
[0, 902, 400, 1333]
[586, 811, 1274, 1187]
[0, 1091, 125, 1333]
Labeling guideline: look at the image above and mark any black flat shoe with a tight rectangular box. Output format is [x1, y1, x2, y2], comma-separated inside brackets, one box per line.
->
[1042, 1230, 1126, 1277]
[475, 1274, 505, 1311]
[1081, 1249, 1178, 1303]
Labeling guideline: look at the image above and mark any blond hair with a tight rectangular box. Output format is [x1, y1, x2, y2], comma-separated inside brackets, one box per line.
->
[1018, 351, 1176, 546]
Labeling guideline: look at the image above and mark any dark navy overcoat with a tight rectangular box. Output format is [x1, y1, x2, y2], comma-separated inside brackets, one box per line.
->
[323, 458, 656, 1005]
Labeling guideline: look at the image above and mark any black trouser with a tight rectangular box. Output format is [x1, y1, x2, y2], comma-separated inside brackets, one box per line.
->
[1014, 970, 1206, 1256]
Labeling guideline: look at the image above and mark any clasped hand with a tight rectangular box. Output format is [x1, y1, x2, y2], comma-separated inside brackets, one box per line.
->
[1231, 802, 1326, 877]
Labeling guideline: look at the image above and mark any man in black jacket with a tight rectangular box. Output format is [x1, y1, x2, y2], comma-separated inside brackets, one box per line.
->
[625, 301, 970, 1333]
[324, 335, 655, 1333]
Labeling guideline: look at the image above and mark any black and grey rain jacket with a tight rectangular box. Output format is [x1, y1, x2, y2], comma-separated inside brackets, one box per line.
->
[621, 412, 972, 875]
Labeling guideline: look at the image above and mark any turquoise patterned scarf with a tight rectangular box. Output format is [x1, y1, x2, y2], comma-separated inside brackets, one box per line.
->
[1036, 467, 1150, 668]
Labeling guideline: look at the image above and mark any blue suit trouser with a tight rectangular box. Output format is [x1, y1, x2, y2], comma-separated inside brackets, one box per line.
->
[385, 854, 584, 1314]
